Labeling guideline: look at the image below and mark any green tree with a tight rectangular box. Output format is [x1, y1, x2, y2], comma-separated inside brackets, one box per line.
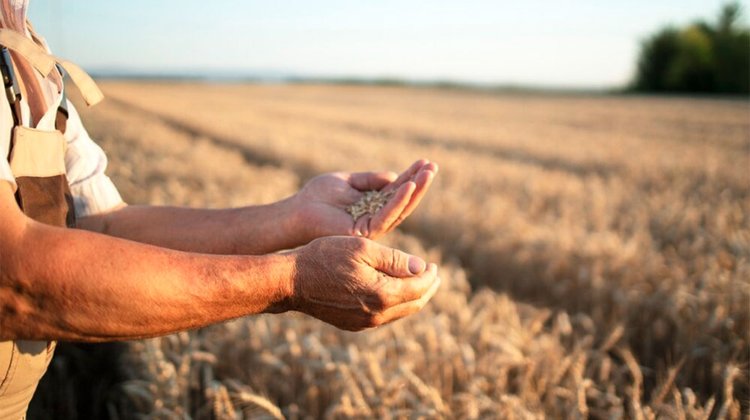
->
[713, 3, 750, 92]
[633, 2, 749, 94]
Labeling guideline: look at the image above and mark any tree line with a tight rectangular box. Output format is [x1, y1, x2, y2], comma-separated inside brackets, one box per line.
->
[633, 2, 749, 94]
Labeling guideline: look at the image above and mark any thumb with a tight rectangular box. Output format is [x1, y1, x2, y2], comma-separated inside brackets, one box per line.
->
[365, 242, 426, 278]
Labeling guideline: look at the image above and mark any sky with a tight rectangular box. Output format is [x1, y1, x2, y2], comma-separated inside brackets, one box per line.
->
[27, 0, 749, 89]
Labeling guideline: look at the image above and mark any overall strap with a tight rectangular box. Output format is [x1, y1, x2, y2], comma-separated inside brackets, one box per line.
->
[0, 28, 54, 76]
[0, 45, 21, 162]
[0, 45, 22, 128]
[0, 46, 69, 158]
[0, 28, 104, 107]
[0, 44, 78, 228]
[55, 70, 69, 134]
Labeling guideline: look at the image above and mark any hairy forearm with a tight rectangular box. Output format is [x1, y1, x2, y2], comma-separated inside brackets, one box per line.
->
[0, 220, 293, 342]
[77, 197, 304, 255]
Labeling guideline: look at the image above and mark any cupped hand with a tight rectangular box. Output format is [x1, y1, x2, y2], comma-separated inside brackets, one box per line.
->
[294, 159, 438, 241]
[286, 236, 440, 331]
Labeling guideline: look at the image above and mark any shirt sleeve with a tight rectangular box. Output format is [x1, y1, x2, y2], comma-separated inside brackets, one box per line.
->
[63, 100, 124, 217]
[0, 86, 16, 191]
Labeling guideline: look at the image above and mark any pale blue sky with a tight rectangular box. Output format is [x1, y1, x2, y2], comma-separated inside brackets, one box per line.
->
[28, 0, 748, 88]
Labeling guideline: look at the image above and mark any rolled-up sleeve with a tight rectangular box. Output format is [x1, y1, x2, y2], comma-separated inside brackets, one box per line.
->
[0, 160, 13, 191]
[0, 157, 13, 190]
[64, 100, 123, 217]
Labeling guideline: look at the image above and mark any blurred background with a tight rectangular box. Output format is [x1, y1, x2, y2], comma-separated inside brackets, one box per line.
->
[30, 0, 750, 93]
[23, 1, 750, 419]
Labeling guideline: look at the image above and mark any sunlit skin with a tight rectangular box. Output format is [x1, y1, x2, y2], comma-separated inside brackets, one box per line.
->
[294, 159, 439, 239]
[0, 159, 439, 341]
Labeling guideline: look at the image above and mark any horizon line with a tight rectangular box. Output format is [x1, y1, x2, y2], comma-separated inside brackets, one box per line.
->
[87, 67, 625, 94]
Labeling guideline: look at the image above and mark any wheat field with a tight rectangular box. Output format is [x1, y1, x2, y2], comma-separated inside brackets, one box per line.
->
[29, 82, 749, 419]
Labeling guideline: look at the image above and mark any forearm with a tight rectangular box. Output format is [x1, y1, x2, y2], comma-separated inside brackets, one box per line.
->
[0, 220, 294, 342]
[77, 197, 305, 255]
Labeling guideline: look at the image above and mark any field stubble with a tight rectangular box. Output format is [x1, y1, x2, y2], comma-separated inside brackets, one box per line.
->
[31, 83, 750, 419]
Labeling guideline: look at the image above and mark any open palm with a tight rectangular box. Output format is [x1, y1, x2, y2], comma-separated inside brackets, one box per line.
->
[294, 159, 438, 240]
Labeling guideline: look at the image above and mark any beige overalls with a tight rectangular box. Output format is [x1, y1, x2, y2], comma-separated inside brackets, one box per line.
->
[0, 27, 103, 418]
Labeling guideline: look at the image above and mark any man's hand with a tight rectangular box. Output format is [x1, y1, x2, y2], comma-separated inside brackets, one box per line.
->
[277, 236, 440, 331]
[293, 159, 438, 241]
[78, 160, 436, 255]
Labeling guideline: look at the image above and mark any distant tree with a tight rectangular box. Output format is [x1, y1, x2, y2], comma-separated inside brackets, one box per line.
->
[712, 3, 750, 92]
[632, 2, 749, 94]
[634, 28, 682, 92]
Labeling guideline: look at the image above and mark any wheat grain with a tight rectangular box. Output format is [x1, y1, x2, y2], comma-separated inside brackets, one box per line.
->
[345, 189, 395, 221]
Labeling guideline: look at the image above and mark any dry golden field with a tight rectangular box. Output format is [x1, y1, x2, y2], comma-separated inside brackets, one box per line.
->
[30, 82, 749, 419]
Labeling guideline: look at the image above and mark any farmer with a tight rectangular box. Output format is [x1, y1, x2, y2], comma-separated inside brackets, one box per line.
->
[0, 2, 439, 417]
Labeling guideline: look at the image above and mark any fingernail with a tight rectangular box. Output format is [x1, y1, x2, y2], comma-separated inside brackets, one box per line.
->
[408, 257, 426, 275]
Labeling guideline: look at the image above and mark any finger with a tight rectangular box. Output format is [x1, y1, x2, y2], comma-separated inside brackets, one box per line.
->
[354, 215, 370, 237]
[368, 181, 415, 237]
[385, 165, 437, 233]
[382, 159, 429, 193]
[348, 171, 398, 191]
[375, 271, 441, 326]
[363, 241, 426, 278]
[381, 263, 438, 304]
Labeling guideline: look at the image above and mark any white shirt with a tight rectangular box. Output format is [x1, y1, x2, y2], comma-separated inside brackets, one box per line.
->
[0, 0, 123, 217]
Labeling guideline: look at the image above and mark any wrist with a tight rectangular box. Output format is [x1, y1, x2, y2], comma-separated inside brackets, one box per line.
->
[259, 251, 298, 313]
[273, 250, 298, 308]
[283, 193, 316, 246]
[228, 195, 304, 254]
